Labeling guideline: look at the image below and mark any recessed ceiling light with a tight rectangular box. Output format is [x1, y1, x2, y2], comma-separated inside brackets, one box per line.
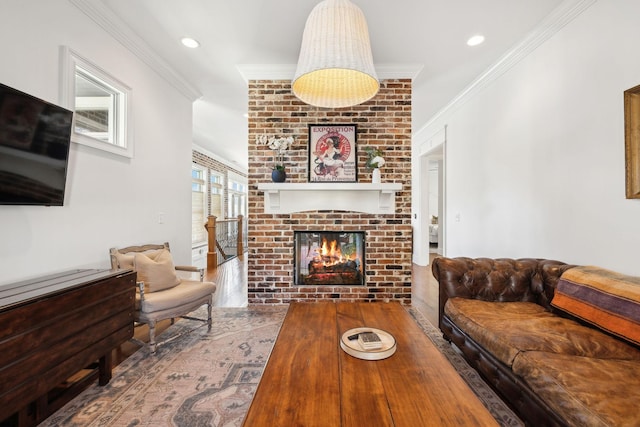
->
[181, 37, 200, 48]
[467, 34, 485, 46]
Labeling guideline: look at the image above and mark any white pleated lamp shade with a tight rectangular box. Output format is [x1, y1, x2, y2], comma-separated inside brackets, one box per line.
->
[292, 0, 379, 108]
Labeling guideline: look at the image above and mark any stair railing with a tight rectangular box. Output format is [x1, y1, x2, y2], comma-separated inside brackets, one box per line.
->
[204, 215, 245, 269]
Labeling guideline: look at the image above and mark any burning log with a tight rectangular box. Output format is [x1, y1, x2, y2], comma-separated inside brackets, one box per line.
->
[309, 259, 358, 274]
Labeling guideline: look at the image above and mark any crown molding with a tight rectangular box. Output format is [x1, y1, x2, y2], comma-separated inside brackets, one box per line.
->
[236, 64, 296, 83]
[413, 0, 597, 144]
[376, 63, 424, 80]
[236, 63, 423, 84]
[69, 0, 202, 101]
[192, 143, 248, 174]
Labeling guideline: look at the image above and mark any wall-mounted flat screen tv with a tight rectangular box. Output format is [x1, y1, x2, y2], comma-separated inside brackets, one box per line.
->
[0, 83, 73, 206]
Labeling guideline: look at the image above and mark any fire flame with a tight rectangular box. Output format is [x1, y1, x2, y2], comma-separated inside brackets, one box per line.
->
[321, 238, 339, 257]
[316, 237, 350, 266]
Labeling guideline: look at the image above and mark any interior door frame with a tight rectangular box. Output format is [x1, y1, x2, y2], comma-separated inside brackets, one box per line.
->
[413, 127, 446, 266]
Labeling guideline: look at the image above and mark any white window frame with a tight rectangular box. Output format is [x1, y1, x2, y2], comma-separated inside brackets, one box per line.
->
[60, 46, 133, 158]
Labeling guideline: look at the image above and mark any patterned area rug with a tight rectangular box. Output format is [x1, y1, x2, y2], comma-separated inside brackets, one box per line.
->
[44, 305, 523, 427]
[43, 307, 288, 427]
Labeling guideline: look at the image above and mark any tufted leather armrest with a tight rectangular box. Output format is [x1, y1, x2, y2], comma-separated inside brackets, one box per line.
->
[537, 261, 577, 312]
[432, 257, 572, 330]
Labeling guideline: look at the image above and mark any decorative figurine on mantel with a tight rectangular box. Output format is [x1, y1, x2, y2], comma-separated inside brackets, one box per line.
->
[258, 134, 294, 182]
[363, 146, 385, 183]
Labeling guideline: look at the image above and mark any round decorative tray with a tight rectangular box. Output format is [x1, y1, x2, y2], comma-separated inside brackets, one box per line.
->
[340, 327, 397, 360]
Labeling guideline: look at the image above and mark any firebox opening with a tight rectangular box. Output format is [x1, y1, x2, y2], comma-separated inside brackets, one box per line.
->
[294, 231, 365, 286]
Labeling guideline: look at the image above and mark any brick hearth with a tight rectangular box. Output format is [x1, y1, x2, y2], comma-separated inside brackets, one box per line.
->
[247, 79, 412, 304]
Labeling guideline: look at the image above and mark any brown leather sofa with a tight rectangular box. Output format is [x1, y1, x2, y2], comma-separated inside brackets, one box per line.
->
[432, 257, 640, 427]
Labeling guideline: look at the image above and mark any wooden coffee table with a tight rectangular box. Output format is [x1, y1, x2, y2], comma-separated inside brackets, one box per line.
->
[242, 302, 499, 426]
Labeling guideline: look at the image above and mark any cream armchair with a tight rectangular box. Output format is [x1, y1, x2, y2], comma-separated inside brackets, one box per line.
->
[109, 242, 217, 353]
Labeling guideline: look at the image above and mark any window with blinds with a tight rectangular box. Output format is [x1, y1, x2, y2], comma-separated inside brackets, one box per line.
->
[191, 165, 207, 245]
[210, 172, 224, 220]
[228, 172, 247, 218]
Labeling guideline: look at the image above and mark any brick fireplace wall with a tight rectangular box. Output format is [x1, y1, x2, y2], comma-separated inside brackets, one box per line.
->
[247, 79, 412, 304]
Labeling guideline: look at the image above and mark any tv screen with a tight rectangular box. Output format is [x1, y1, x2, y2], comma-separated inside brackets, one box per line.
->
[0, 83, 73, 206]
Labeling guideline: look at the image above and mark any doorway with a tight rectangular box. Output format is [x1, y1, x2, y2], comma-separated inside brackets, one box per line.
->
[427, 157, 442, 255]
[423, 147, 443, 258]
[413, 129, 446, 266]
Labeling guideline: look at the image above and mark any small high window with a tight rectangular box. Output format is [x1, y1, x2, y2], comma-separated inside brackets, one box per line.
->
[61, 47, 133, 158]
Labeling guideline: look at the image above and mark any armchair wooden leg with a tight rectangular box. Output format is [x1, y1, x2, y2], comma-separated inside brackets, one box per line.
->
[148, 320, 157, 353]
[207, 297, 213, 331]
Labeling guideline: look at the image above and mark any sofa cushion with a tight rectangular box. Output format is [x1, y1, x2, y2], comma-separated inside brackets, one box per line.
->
[512, 351, 640, 427]
[552, 266, 640, 346]
[134, 250, 180, 293]
[136, 280, 216, 314]
[445, 298, 640, 366]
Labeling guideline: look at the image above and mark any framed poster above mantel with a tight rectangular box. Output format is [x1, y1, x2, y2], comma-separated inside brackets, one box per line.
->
[308, 124, 357, 183]
[624, 84, 640, 199]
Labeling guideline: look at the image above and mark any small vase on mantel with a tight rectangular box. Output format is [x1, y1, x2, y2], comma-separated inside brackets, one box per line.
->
[372, 168, 381, 184]
[271, 168, 286, 183]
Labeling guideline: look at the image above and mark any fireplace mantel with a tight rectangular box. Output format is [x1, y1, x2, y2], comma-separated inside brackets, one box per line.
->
[257, 183, 402, 214]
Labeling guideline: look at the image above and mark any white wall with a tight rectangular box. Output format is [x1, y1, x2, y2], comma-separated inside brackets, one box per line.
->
[414, 0, 640, 275]
[0, 0, 194, 284]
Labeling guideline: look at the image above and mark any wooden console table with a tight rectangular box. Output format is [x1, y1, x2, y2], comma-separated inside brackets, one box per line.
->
[0, 269, 136, 426]
[242, 302, 498, 426]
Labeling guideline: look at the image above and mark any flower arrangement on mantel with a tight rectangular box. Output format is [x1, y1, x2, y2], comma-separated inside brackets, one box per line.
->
[257, 134, 294, 171]
[363, 146, 385, 169]
[363, 146, 385, 183]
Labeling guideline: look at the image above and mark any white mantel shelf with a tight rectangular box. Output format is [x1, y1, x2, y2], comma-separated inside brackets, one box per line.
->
[257, 183, 402, 215]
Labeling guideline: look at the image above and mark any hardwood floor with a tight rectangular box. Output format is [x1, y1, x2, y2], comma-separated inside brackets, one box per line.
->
[411, 252, 440, 327]
[205, 255, 248, 307]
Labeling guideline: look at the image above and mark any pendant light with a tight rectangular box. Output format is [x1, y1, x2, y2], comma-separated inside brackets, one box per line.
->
[292, 0, 379, 109]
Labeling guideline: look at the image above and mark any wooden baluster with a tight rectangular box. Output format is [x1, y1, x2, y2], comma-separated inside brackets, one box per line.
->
[236, 214, 244, 256]
[205, 215, 218, 270]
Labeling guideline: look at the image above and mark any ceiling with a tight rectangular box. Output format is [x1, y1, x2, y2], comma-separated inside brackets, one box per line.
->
[101, 0, 565, 171]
